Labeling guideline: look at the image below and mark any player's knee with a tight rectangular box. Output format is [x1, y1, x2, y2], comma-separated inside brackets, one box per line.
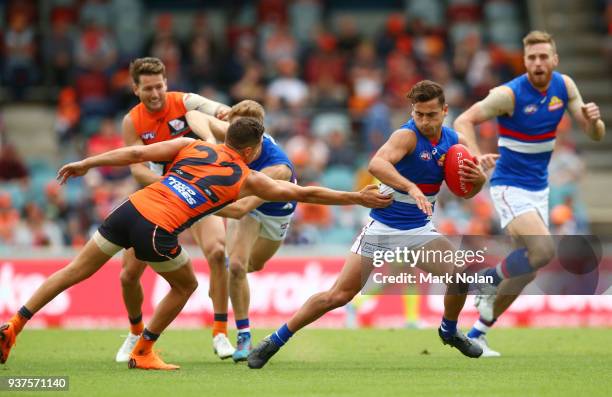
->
[229, 259, 247, 280]
[187, 277, 199, 295]
[204, 242, 226, 268]
[120, 267, 142, 286]
[176, 275, 199, 296]
[327, 289, 356, 309]
[248, 260, 265, 273]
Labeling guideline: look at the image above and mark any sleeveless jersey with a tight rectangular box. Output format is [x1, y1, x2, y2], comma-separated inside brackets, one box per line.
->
[128, 91, 198, 174]
[370, 119, 459, 230]
[491, 72, 568, 190]
[249, 134, 296, 216]
[129, 141, 251, 234]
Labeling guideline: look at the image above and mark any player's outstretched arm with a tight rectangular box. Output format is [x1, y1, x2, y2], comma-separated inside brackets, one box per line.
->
[57, 138, 194, 184]
[240, 171, 392, 208]
[454, 86, 515, 159]
[216, 164, 292, 219]
[563, 75, 606, 141]
[185, 111, 229, 142]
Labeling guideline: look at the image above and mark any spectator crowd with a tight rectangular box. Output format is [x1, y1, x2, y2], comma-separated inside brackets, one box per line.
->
[0, 0, 589, 249]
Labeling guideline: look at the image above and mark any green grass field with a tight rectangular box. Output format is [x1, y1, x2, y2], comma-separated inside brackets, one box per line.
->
[2, 328, 611, 397]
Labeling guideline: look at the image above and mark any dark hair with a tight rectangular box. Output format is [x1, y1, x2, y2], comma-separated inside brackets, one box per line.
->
[226, 117, 265, 150]
[406, 80, 445, 106]
[129, 57, 166, 85]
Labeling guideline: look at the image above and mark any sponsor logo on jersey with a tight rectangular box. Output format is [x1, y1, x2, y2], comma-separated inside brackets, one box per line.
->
[548, 96, 564, 111]
[420, 151, 432, 161]
[523, 104, 538, 114]
[141, 131, 156, 140]
[168, 116, 190, 136]
[162, 175, 207, 208]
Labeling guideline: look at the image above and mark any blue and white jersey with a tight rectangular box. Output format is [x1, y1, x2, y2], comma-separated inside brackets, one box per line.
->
[491, 71, 568, 191]
[370, 119, 459, 230]
[249, 134, 296, 216]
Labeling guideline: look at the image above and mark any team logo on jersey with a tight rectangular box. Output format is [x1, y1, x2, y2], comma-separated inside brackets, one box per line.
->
[168, 116, 190, 136]
[141, 131, 156, 140]
[420, 151, 432, 161]
[523, 104, 538, 114]
[437, 153, 446, 167]
[548, 96, 564, 111]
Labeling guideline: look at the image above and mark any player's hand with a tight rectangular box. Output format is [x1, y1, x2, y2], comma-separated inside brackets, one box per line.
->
[407, 184, 432, 216]
[459, 158, 486, 187]
[57, 161, 89, 184]
[357, 184, 393, 208]
[215, 105, 232, 121]
[581, 102, 601, 125]
[475, 153, 499, 171]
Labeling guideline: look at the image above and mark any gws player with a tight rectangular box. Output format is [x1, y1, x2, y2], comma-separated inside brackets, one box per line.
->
[116, 57, 236, 362]
[0, 118, 391, 370]
[186, 100, 297, 361]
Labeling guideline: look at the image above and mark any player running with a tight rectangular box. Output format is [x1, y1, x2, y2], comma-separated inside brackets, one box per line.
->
[0, 117, 391, 370]
[186, 100, 296, 362]
[453, 31, 606, 356]
[115, 57, 237, 362]
[248, 80, 488, 369]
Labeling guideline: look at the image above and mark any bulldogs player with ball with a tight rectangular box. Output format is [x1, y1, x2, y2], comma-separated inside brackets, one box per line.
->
[454, 31, 606, 357]
[247, 80, 487, 369]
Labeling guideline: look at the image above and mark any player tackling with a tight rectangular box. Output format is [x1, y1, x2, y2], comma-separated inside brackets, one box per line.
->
[185, 101, 297, 362]
[0, 117, 391, 370]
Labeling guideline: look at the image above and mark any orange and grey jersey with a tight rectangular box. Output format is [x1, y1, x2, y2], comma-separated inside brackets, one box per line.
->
[129, 141, 251, 234]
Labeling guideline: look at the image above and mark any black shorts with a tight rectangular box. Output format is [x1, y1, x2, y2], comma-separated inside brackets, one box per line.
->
[97, 200, 184, 265]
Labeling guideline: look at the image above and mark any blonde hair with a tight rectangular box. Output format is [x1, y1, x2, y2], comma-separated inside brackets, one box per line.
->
[228, 100, 265, 124]
[523, 30, 556, 53]
[129, 57, 166, 85]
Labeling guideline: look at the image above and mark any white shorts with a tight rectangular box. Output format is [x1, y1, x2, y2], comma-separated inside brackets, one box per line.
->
[350, 218, 441, 258]
[248, 210, 293, 241]
[490, 185, 549, 229]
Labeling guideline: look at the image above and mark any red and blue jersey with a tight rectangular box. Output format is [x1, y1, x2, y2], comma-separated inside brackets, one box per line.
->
[370, 119, 459, 230]
[491, 72, 568, 191]
[249, 134, 296, 216]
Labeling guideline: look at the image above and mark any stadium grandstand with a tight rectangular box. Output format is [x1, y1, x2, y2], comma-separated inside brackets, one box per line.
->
[1, 0, 610, 251]
[0, 1, 611, 394]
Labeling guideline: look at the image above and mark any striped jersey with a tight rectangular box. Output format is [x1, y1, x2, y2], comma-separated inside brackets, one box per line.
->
[491, 72, 568, 190]
[370, 119, 459, 230]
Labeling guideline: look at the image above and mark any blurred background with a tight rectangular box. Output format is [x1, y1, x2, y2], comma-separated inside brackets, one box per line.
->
[0, 0, 611, 253]
[1, 0, 611, 329]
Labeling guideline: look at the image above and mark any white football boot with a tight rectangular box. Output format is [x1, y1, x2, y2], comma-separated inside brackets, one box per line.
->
[474, 293, 496, 323]
[470, 334, 501, 357]
[115, 333, 140, 362]
[212, 333, 235, 359]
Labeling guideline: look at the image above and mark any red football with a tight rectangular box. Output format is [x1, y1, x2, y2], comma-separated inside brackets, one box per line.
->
[444, 144, 475, 197]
